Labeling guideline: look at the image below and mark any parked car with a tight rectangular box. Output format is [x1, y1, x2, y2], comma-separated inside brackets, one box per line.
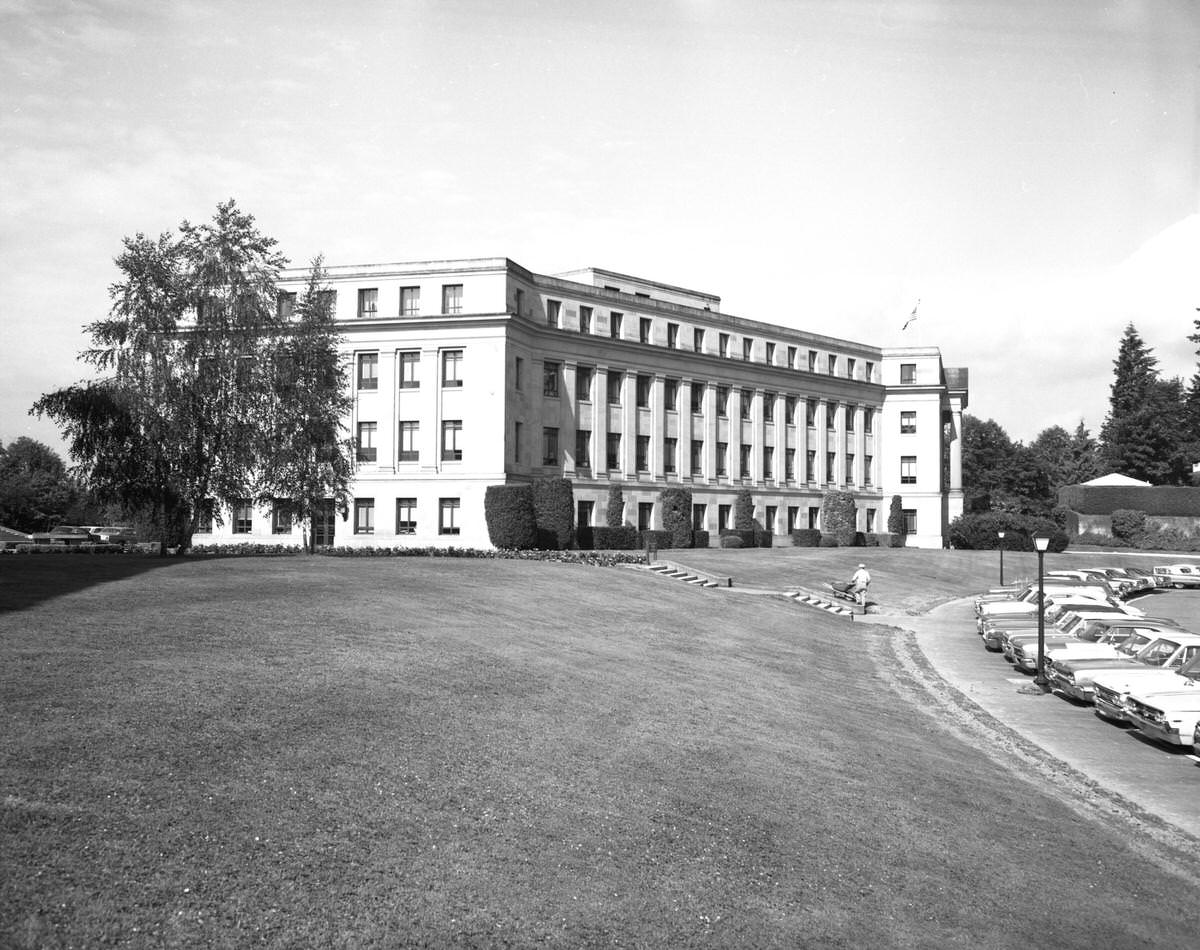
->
[1152, 564, 1200, 588]
[1048, 634, 1200, 704]
[1092, 636, 1200, 722]
[1005, 610, 1162, 672]
[1124, 658, 1200, 749]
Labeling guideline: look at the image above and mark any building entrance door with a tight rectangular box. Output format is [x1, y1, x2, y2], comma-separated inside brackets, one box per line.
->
[312, 500, 336, 547]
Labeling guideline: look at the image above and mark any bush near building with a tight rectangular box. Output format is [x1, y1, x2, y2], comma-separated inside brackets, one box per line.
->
[791, 529, 821, 547]
[531, 478, 575, 550]
[734, 490, 754, 530]
[484, 485, 538, 550]
[606, 484, 625, 527]
[820, 490, 857, 547]
[887, 495, 904, 535]
[592, 526, 640, 550]
[660, 487, 693, 549]
[1110, 509, 1147, 545]
[948, 512, 1069, 552]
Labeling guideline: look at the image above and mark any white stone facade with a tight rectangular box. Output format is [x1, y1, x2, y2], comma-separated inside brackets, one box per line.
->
[194, 258, 967, 549]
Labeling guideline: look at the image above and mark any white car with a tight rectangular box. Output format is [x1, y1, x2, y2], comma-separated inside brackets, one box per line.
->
[1091, 635, 1200, 722]
[1152, 563, 1200, 588]
[1126, 682, 1200, 749]
[1048, 634, 1200, 703]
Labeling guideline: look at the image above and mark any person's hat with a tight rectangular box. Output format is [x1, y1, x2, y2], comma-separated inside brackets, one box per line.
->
[858, 563, 866, 568]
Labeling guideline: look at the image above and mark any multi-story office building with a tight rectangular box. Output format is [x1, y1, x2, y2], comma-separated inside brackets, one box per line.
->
[195, 258, 968, 549]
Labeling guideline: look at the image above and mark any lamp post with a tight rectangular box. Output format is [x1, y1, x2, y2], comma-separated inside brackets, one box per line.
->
[998, 531, 1006, 586]
[1033, 535, 1051, 689]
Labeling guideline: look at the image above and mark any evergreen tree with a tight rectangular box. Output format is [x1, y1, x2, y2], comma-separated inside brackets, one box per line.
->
[1067, 422, 1103, 485]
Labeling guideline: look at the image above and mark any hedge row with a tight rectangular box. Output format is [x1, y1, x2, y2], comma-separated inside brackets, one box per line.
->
[790, 530, 893, 548]
[1058, 485, 1200, 516]
[9, 543, 126, 555]
[948, 512, 1070, 552]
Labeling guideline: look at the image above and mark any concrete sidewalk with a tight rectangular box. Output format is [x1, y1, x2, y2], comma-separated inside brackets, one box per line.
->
[872, 599, 1200, 840]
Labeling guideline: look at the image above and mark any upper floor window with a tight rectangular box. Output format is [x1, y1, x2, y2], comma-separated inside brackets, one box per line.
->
[356, 421, 377, 462]
[900, 363, 916, 384]
[543, 361, 560, 398]
[514, 356, 523, 391]
[763, 393, 775, 422]
[575, 430, 591, 469]
[785, 395, 797, 424]
[827, 354, 837, 376]
[787, 345, 797, 369]
[845, 404, 855, 432]
[740, 388, 753, 421]
[514, 288, 524, 316]
[639, 317, 651, 344]
[358, 288, 378, 319]
[442, 349, 463, 387]
[398, 286, 419, 316]
[277, 292, 296, 320]
[900, 411, 916, 434]
[765, 342, 775, 365]
[542, 427, 559, 466]
[717, 385, 730, 418]
[316, 290, 336, 316]
[690, 382, 705, 413]
[442, 284, 463, 315]
[610, 312, 623, 339]
[576, 365, 593, 402]
[580, 306, 592, 334]
[694, 327, 705, 353]
[357, 353, 378, 391]
[808, 350, 818, 372]
[442, 420, 463, 461]
[547, 299, 561, 328]
[636, 435, 650, 472]
[846, 358, 856, 379]
[827, 401, 838, 429]
[865, 408, 874, 434]
[664, 378, 679, 411]
[719, 333, 730, 358]
[399, 351, 419, 389]
[865, 360, 875, 381]
[607, 370, 622, 405]
[742, 338, 753, 361]
[805, 402, 816, 427]
[900, 456, 917, 484]
[667, 323, 679, 348]
[398, 421, 419, 461]
[636, 374, 651, 409]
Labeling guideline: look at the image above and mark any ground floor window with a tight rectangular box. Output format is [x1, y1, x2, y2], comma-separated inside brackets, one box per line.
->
[606, 433, 621, 470]
[718, 504, 731, 531]
[396, 498, 416, 534]
[692, 503, 706, 530]
[638, 502, 653, 531]
[902, 508, 917, 535]
[354, 498, 374, 534]
[271, 502, 292, 535]
[439, 498, 461, 535]
[233, 500, 253, 534]
[808, 506, 819, 530]
[577, 500, 594, 527]
[787, 506, 799, 533]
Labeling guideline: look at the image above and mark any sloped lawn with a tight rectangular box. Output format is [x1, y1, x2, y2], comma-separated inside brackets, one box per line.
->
[1, 554, 1197, 948]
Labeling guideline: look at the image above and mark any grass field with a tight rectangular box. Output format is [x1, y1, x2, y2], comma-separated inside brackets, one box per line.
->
[2, 550, 1198, 948]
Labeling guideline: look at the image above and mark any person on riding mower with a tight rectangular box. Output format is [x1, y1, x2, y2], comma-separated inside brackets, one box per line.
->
[850, 563, 871, 605]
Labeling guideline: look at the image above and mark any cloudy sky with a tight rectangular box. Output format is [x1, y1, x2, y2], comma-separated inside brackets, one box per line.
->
[2, 0, 1198, 456]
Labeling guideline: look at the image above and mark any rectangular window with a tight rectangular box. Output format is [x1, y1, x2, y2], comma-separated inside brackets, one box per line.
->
[442, 284, 463, 315]
[579, 306, 592, 333]
[664, 378, 678, 411]
[271, 502, 292, 535]
[442, 350, 463, 387]
[316, 289, 336, 316]
[439, 498, 461, 535]
[607, 370, 623, 405]
[356, 421, 378, 462]
[576, 365, 593, 402]
[846, 453, 855, 484]
[717, 442, 728, 477]
[691, 439, 704, 475]
[514, 288, 524, 315]
[900, 411, 917, 434]
[664, 437, 677, 474]
[358, 288, 378, 319]
[610, 312, 623, 339]
[785, 448, 796, 481]
[694, 327, 705, 353]
[357, 353, 378, 390]
[514, 356, 523, 391]
[763, 393, 775, 422]
[805, 402, 816, 427]
[636, 374, 651, 408]
[740, 389, 753, 421]
[846, 357, 856, 379]
[719, 504, 731, 531]
[354, 498, 375, 534]
[636, 435, 650, 472]
[827, 354, 837, 375]
[740, 444, 752, 478]
[400, 286, 420, 316]
[513, 421, 522, 463]
[865, 408, 874, 434]
[787, 506, 799, 533]
[543, 361, 560, 397]
[667, 323, 679, 348]
[277, 292, 296, 320]
[197, 500, 214, 534]
[577, 500, 594, 527]
[808, 506, 820, 530]
[717, 386, 729, 418]
[639, 317, 651, 344]
[901, 456, 917, 484]
[542, 427, 559, 466]
[806, 450, 816, 482]
[900, 363, 916, 384]
[865, 360, 875, 381]
[846, 405, 855, 432]
[719, 333, 729, 358]
[692, 503, 707, 531]
[606, 433, 621, 470]
[763, 446, 774, 480]
[766, 342, 775, 365]
[826, 451, 836, 483]
[441, 420, 463, 462]
[638, 502, 653, 532]
[785, 346, 796, 369]
[864, 455, 873, 487]
[902, 509, 917, 534]
[575, 430, 591, 469]
[691, 382, 705, 413]
[785, 395, 797, 424]
[827, 402, 838, 430]
[742, 337, 753, 361]
[396, 498, 417, 534]
[808, 350, 818, 372]
[765, 505, 777, 532]
[399, 351, 420, 389]
[398, 421, 419, 462]
[547, 299, 561, 328]
[866, 508, 876, 533]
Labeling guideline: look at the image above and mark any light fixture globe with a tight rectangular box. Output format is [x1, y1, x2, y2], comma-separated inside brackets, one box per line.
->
[1033, 535, 1050, 552]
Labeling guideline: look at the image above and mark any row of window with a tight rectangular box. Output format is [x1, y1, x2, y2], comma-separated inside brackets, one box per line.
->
[353, 497, 460, 535]
[280, 285, 465, 320]
[356, 420, 461, 463]
[355, 350, 462, 390]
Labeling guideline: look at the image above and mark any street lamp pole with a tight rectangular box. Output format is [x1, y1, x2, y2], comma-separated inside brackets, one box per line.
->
[1033, 535, 1051, 689]
[998, 531, 1006, 586]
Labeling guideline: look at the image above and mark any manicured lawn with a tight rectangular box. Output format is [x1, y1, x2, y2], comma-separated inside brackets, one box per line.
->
[1, 554, 1197, 948]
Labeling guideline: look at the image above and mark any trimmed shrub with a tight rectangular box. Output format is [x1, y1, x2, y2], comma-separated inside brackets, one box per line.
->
[720, 529, 756, 548]
[592, 525, 640, 550]
[639, 529, 674, 552]
[734, 490, 754, 530]
[606, 484, 625, 527]
[576, 526, 595, 550]
[887, 495, 904, 535]
[660, 487, 694, 548]
[1110, 509, 1147, 545]
[14, 543, 125, 555]
[852, 532, 867, 547]
[692, 530, 710, 549]
[947, 512, 1069, 553]
[531, 477, 574, 550]
[820, 490, 858, 546]
[876, 533, 904, 548]
[755, 531, 773, 548]
[791, 529, 821, 547]
[819, 535, 839, 547]
[719, 534, 743, 549]
[1058, 484, 1200, 516]
[484, 485, 538, 550]
[863, 533, 880, 547]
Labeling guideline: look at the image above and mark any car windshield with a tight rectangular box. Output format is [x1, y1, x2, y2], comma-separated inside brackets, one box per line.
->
[1135, 639, 1181, 665]
[1118, 633, 1153, 655]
